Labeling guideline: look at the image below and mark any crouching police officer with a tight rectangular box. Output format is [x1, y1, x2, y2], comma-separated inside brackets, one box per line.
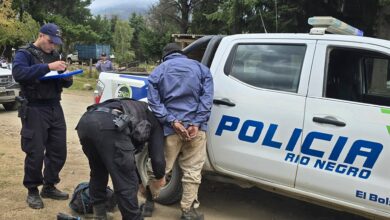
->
[12, 23, 72, 209]
[76, 98, 166, 220]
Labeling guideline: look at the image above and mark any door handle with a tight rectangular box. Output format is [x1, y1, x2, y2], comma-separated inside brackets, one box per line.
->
[312, 117, 346, 127]
[213, 98, 236, 107]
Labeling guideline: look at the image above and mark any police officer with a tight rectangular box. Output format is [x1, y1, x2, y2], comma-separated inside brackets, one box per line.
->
[96, 52, 113, 73]
[12, 23, 72, 209]
[76, 98, 166, 220]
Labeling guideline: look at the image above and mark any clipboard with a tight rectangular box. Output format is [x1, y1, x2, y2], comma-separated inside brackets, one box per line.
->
[40, 69, 83, 80]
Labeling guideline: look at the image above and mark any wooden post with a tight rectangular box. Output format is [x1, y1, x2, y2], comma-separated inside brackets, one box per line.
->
[88, 58, 93, 78]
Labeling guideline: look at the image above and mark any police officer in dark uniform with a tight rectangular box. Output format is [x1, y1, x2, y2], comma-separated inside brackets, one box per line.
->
[76, 98, 166, 220]
[12, 23, 72, 209]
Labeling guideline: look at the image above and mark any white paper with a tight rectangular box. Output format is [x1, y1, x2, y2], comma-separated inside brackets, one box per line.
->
[43, 71, 60, 77]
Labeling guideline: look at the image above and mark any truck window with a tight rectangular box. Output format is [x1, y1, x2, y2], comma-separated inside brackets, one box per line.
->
[226, 44, 306, 93]
[325, 47, 390, 106]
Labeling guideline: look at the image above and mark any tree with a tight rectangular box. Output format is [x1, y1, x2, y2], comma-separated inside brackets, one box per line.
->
[44, 14, 100, 53]
[243, 0, 299, 33]
[205, 0, 246, 34]
[12, 0, 93, 25]
[147, 1, 179, 34]
[10, 0, 102, 54]
[139, 28, 171, 62]
[204, 0, 380, 35]
[0, 0, 39, 58]
[150, 0, 202, 34]
[113, 20, 135, 65]
[86, 15, 113, 44]
[376, 0, 390, 39]
[191, 0, 225, 34]
[110, 15, 119, 33]
[129, 13, 147, 61]
[140, 1, 179, 62]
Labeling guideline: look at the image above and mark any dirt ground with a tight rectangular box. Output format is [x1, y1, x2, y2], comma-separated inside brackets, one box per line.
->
[0, 90, 369, 220]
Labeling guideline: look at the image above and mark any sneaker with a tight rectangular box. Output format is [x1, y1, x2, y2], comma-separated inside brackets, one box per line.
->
[141, 200, 155, 217]
[26, 193, 44, 209]
[180, 207, 204, 220]
[40, 184, 69, 200]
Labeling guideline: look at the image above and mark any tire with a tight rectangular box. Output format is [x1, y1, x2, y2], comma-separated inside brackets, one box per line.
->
[136, 146, 182, 205]
[3, 102, 19, 111]
[67, 58, 72, 64]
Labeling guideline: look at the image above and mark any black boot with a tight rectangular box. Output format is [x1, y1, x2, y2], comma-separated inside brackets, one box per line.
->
[141, 186, 155, 217]
[40, 184, 69, 200]
[180, 207, 204, 220]
[93, 203, 108, 220]
[56, 212, 81, 220]
[27, 188, 44, 209]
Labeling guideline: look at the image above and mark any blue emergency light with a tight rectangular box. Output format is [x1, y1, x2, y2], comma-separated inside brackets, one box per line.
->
[308, 16, 364, 36]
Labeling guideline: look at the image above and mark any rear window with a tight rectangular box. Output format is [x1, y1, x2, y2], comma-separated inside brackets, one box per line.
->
[226, 44, 306, 93]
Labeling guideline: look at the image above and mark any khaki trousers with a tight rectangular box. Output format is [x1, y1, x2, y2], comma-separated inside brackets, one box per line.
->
[165, 131, 207, 211]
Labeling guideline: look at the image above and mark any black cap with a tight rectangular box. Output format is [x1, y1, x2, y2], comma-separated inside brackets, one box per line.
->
[101, 52, 107, 57]
[162, 43, 182, 59]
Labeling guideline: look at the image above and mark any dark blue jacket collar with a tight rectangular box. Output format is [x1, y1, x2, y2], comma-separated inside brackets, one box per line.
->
[163, 53, 187, 62]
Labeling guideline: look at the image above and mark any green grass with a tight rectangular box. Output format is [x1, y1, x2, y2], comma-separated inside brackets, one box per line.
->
[67, 64, 99, 78]
[67, 75, 98, 91]
[64, 63, 100, 91]
[138, 62, 157, 72]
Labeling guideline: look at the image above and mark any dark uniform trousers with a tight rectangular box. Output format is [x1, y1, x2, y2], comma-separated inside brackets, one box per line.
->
[21, 103, 67, 188]
[76, 111, 141, 220]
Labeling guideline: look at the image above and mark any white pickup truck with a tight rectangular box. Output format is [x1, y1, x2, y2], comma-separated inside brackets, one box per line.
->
[95, 18, 390, 219]
[0, 63, 20, 110]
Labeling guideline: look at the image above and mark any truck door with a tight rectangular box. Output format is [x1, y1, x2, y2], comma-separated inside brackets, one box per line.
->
[297, 41, 390, 215]
[208, 37, 315, 186]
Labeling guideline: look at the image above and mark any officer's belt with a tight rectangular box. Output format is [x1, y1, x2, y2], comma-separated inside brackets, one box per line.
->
[27, 98, 60, 106]
[93, 107, 122, 117]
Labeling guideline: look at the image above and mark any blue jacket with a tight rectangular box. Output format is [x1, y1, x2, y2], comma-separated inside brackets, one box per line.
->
[96, 60, 113, 72]
[147, 53, 214, 136]
[13, 48, 52, 82]
[12, 44, 72, 102]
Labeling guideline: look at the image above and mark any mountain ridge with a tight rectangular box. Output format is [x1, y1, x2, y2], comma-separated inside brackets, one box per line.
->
[90, 2, 154, 19]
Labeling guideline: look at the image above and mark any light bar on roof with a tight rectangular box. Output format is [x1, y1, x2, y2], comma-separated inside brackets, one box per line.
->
[308, 16, 364, 36]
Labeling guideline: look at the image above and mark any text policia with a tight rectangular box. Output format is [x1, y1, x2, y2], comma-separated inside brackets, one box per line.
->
[215, 115, 383, 180]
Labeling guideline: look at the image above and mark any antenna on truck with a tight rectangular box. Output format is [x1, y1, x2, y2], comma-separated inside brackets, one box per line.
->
[308, 16, 364, 36]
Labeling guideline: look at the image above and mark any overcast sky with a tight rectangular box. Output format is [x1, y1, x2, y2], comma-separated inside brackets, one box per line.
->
[89, 0, 158, 10]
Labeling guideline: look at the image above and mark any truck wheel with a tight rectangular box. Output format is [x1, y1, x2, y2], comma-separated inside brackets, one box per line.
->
[136, 147, 182, 205]
[3, 102, 19, 111]
[67, 58, 72, 64]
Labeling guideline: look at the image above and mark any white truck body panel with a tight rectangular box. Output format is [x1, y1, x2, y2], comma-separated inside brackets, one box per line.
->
[0, 67, 19, 104]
